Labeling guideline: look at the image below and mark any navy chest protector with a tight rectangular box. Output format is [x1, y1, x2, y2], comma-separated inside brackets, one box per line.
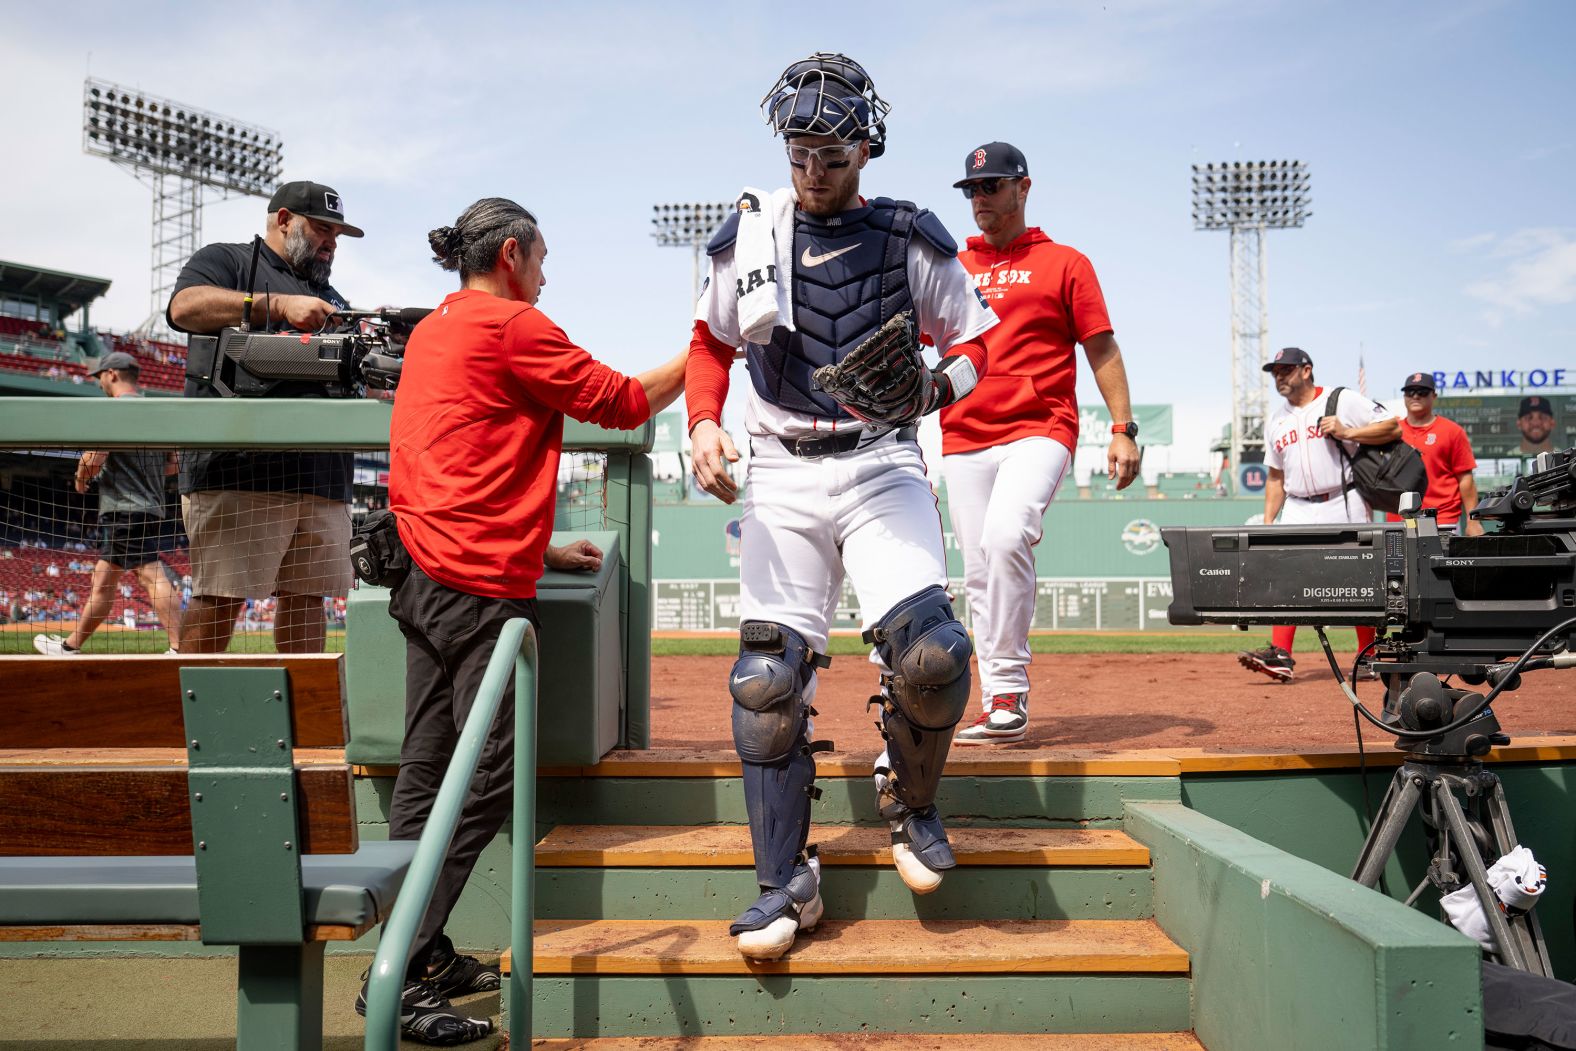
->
[710, 197, 954, 420]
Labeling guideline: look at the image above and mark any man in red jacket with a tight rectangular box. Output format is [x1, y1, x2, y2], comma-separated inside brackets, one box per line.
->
[366, 197, 687, 1045]
[943, 142, 1140, 744]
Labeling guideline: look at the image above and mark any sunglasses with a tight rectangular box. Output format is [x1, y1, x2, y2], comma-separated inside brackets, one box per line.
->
[1402, 388, 1434, 397]
[960, 178, 1016, 199]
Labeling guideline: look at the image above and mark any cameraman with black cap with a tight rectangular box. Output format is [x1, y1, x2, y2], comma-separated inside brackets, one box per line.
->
[167, 179, 363, 654]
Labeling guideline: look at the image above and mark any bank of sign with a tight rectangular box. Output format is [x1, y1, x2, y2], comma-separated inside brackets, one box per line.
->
[1427, 367, 1568, 391]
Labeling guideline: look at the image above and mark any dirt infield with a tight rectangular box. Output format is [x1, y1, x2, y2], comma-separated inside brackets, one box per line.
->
[651, 651, 1576, 754]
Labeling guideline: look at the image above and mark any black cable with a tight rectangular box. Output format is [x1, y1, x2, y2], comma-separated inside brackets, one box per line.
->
[1318, 615, 1576, 740]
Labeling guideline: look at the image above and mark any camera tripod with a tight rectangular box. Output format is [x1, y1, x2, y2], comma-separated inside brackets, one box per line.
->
[1349, 682, 1552, 976]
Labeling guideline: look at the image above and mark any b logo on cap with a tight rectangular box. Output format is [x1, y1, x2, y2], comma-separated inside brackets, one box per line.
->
[972, 149, 987, 170]
[323, 192, 343, 216]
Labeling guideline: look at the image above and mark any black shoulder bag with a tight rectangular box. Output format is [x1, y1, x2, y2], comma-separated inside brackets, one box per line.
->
[1323, 386, 1428, 514]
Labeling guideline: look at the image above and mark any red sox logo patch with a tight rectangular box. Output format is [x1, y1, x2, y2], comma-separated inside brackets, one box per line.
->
[973, 149, 987, 170]
[1426, 433, 1437, 445]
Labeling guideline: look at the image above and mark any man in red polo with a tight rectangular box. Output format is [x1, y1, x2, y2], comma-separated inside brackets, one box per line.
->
[1391, 371, 1483, 536]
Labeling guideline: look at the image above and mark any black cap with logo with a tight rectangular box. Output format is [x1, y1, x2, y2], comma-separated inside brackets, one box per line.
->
[953, 142, 1030, 187]
[1262, 346, 1313, 372]
[1401, 371, 1437, 393]
[266, 181, 365, 238]
[1520, 395, 1555, 418]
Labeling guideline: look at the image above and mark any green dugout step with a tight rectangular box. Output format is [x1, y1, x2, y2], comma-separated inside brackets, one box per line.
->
[506, 917, 1188, 974]
[532, 825, 1158, 922]
[528, 1037, 1205, 1050]
[506, 918, 1192, 1038]
[535, 824, 1150, 868]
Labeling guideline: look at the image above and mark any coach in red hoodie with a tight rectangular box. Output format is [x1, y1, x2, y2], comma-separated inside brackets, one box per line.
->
[371, 197, 686, 1044]
[943, 143, 1140, 747]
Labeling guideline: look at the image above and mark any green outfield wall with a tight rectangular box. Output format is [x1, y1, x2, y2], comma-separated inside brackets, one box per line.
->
[650, 495, 1264, 631]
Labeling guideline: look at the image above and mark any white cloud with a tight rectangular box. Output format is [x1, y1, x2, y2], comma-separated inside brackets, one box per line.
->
[1465, 228, 1576, 321]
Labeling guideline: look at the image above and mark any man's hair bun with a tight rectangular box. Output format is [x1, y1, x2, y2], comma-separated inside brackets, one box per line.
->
[428, 225, 463, 270]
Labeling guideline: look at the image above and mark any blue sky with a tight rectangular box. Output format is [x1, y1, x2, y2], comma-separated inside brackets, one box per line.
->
[4, 1, 1572, 472]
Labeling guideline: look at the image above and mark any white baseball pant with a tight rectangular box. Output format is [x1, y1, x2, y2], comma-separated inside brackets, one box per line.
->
[942, 435, 1072, 704]
[740, 433, 949, 655]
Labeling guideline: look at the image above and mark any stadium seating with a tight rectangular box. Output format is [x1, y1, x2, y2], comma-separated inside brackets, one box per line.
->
[106, 333, 187, 392]
[0, 545, 191, 628]
[0, 317, 51, 340]
[1156, 471, 1217, 499]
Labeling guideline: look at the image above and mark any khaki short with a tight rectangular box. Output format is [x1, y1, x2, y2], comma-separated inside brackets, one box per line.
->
[183, 490, 353, 599]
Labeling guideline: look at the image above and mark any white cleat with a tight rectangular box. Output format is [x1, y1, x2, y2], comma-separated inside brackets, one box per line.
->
[735, 891, 823, 960]
[891, 836, 943, 895]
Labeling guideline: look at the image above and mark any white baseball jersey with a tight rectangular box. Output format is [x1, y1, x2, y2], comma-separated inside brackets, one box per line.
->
[696, 238, 997, 439]
[1263, 386, 1393, 499]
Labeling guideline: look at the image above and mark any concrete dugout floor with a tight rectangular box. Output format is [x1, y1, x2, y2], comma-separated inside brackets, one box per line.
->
[0, 954, 506, 1050]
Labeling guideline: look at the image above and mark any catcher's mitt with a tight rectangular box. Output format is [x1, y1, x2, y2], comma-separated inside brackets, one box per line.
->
[811, 310, 938, 426]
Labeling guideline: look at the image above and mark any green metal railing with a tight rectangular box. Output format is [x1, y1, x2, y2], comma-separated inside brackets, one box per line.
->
[363, 617, 539, 1051]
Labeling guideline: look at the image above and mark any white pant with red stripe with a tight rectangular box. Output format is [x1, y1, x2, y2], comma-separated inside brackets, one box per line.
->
[942, 436, 1072, 706]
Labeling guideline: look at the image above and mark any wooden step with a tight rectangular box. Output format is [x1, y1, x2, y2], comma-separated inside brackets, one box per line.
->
[526, 1035, 1205, 1049]
[535, 824, 1149, 868]
[505, 918, 1187, 976]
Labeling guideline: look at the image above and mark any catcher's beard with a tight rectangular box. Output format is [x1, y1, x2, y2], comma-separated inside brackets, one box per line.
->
[791, 161, 862, 217]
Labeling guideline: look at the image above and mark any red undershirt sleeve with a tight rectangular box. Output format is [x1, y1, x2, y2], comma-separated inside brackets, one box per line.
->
[686, 320, 734, 432]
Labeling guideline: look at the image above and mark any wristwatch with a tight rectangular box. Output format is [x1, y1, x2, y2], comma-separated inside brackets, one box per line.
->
[1111, 421, 1139, 439]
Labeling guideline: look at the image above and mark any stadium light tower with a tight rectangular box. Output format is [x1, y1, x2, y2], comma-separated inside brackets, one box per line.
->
[82, 77, 283, 337]
[1192, 160, 1311, 482]
[651, 202, 732, 305]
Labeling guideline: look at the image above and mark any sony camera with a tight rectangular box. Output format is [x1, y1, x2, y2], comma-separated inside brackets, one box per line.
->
[1164, 449, 1576, 678]
[185, 306, 428, 398]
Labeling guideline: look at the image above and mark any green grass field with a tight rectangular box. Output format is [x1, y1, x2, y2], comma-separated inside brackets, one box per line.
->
[0, 629, 347, 655]
[1, 627, 1364, 657]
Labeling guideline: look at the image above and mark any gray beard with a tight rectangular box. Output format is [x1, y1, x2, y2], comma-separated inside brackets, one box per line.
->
[283, 226, 333, 286]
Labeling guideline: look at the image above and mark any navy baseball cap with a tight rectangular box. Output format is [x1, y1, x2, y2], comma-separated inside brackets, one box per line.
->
[1520, 395, 1555, 417]
[953, 142, 1029, 187]
[1401, 372, 1437, 393]
[1262, 346, 1313, 372]
[88, 350, 139, 376]
[267, 180, 365, 238]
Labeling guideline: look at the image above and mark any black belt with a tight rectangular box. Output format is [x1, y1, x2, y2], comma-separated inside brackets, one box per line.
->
[1299, 486, 1352, 504]
[775, 424, 918, 459]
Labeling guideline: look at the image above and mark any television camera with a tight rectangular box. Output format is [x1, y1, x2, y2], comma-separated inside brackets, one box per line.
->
[185, 305, 426, 399]
[1163, 448, 1576, 975]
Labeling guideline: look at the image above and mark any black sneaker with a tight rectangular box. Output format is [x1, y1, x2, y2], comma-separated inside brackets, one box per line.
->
[355, 973, 493, 1046]
[426, 951, 502, 997]
[1238, 645, 1295, 683]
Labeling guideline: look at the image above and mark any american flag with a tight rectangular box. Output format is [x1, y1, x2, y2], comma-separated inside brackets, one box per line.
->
[1357, 348, 1368, 397]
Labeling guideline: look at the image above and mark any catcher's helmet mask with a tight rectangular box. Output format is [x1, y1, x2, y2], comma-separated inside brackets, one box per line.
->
[762, 52, 891, 158]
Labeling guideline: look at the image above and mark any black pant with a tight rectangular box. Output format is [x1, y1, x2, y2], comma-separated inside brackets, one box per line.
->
[386, 563, 540, 976]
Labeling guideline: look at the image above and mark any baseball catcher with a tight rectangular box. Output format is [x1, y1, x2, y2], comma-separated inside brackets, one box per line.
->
[683, 51, 998, 961]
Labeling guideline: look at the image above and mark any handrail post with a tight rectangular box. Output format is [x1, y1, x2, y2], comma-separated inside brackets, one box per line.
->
[509, 647, 536, 1045]
[364, 618, 536, 1051]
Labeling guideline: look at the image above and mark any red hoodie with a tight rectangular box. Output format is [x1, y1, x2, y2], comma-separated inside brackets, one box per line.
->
[940, 227, 1112, 455]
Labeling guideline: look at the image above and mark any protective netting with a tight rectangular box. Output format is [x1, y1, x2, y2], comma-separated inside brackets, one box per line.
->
[1, 446, 608, 654]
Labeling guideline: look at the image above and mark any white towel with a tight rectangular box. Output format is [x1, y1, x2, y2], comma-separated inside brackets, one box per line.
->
[734, 186, 797, 344]
[1440, 845, 1547, 950]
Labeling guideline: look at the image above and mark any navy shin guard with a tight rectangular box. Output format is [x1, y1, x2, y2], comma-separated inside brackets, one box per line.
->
[741, 742, 818, 888]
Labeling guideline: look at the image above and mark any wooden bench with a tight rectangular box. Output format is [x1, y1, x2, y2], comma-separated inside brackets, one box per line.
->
[0, 654, 416, 1051]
